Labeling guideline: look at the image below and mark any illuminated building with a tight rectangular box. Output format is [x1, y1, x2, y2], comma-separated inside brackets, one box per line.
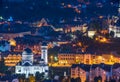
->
[52, 41, 69, 47]
[112, 63, 120, 81]
[4, 53, 22, 66]
[87, 30, 96, 38]
[109, 18, 120, 38]
[63, 23, 88, 33]
[41, 42, 48, 64]
[58, 53, 120, 65]
[71, 64, 90, 82]
[15, 43, 49, 78]
[95, 36, 109, 43]
[89, 64, 112, 82]
[14, 42, 53, 54]
[9, 39, 16, 46]
[31, 18, 49, 27]
[71, 63, 120, 82]
[14, 44, 41, 54]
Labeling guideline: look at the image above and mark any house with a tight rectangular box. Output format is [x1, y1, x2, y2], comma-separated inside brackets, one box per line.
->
[112, 63, 120, 81]
[109, 18, 120, 38]
[71, 63, 116, 82]
[71, 64, 91, 82]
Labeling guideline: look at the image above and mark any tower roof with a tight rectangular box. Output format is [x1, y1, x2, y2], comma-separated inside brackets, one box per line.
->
[24, 48, 32, 53]
[23, 62, 32, 66]
[42, 42, 47, 46]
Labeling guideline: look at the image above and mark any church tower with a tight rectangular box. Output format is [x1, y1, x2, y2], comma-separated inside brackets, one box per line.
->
[41, 42, 48, 64]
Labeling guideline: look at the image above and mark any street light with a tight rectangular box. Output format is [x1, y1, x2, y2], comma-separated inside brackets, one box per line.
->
[50, 56, 53, 66]
[50, 56, 54, 82]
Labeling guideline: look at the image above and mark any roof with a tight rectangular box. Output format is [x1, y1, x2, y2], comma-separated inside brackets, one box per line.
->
[23, 62, 31, 66]
[24, 48, 32, 53]
[42, 42, 47, 46]
[71, 63, 120, 72]
[91, 64, 100, 69]
[99, 63, 112, 72]
[0, 51, 22, 57]
[91, 63, 112, 72]
[71, 64, 91, 72]
[0, 22, 30, 33]
[112, 63, 120, 69]
[38, 26, 55, 33]
[0, 40, 9, 46]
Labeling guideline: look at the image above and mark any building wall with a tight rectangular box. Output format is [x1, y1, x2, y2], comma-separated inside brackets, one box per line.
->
[71, 67, 86, 82]
[90, 67, 107, 82]
[109, 25, 120, 37]
[0, 31, 31, 40]
[16, 65, 48, 78]
[63, 25, 87, 33]
[113, 67, 120, 79]
[4, 54, 22, 66]
[71, 66, 113, 82]
[14, 44, 41, 54]
[58, 53, 120, 65]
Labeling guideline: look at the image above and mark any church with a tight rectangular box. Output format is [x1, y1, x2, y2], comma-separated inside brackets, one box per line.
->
[15, 43, 49, 78]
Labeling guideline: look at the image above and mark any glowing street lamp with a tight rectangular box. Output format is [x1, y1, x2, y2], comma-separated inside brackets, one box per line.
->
[50, 56, 53, 65]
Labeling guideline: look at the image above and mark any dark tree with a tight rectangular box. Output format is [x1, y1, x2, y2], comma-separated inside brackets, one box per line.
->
[76, 77, 81, 82]
[109, 31, 115, 38]
[35, 72, 45, 81]
[0, 58, 8, 74]
[94, 76, 102, 82]
[35, 72, 41, 81]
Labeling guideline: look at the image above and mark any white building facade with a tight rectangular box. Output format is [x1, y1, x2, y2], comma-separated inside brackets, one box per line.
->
[15, 43, 49, 78]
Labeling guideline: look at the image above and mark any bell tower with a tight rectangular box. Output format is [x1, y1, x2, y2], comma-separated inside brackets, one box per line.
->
[41, 42, 48, 64]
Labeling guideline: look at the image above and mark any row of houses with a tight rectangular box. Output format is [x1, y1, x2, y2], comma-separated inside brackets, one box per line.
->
[71, 63, 120, 82]
[33, 18, 120, 38]
[58, 53, 120, 65]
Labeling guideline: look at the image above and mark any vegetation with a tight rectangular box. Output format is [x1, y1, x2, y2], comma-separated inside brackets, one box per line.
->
[0, 58, 8, 74]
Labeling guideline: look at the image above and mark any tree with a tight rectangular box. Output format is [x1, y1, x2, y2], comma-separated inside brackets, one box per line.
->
[71, 78, 75, 82]
[76, 77, 81, 82]
[0, 58, 8, 74]
[35, 72, 45, 81]
[109, 31, 115, 38]
[18, 74, 25, 82]
[35, 72, 41, 81]
[73, 30, 83, 37]
[89, 19, 103, 32]
[94, 76, 102, 82]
